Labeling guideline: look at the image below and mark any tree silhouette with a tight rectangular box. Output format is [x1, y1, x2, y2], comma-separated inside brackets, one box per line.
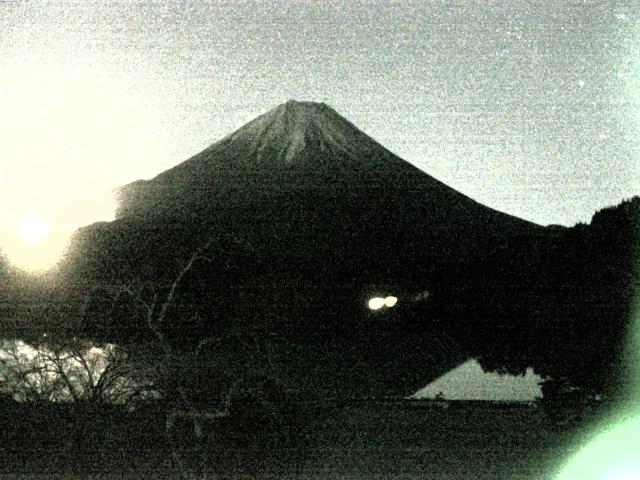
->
[0, 338, 155, 404]
[475, 197, 639, 402]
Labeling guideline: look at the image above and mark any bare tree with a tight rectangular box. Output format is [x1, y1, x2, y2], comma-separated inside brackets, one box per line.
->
[0, 338, 157, 404]
[0, 240, 285, 478]
[89, 242, 227, 478]
[109, 241, 292, 478]
[0, 339, 63, 402]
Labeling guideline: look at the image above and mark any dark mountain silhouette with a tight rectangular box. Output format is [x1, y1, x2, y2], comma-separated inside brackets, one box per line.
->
[116, 100, 532, 229]
[54, 101, 636, 402]
[74, 100, 542, 290]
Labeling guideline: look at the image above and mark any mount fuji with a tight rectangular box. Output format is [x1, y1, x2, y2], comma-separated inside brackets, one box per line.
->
[64, 100, 550, 398]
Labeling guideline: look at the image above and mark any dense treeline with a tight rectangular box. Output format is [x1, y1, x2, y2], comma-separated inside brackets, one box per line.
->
[1, 198, 637, 403]
[474, 197, 639, 398]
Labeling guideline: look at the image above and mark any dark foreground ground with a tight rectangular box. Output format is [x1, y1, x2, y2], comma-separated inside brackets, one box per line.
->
[0, 400, 594, 479]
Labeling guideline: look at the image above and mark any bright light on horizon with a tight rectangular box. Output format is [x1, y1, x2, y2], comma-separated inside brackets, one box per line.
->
[18, 217, 50, 245]
[3, 225, 72, 274]
[0, 191, 118, 273]
[368, 297, 385, 310]
[384, 296, 398, 307]
[368, 295, 398, 310]
[0, 47, 163, 275]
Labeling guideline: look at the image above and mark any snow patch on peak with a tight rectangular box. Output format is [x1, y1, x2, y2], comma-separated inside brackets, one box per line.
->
[282, 99, 328, 112]
[282, 121, 307, 164]
[198, 100, 393, 169]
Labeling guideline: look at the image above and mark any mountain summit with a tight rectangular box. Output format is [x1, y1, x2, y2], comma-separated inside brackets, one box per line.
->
[165, 99, 404, 170]
[117, 99, 439, 217]
[217, 100, 350, 165]
[212, 99, 410, 169]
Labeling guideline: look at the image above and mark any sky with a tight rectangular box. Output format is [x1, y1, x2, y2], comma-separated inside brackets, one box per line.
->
[1, 1, 640, 270]
[6, 1, 636, 399]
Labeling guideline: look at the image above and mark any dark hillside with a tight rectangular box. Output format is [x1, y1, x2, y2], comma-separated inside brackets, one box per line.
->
[475, 197, 639, 397]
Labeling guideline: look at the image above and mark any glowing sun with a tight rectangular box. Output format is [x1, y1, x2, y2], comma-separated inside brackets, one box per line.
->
[18, 217, 51, 245]
[2, 193, 118, 273]
[1, 216, 70, 273]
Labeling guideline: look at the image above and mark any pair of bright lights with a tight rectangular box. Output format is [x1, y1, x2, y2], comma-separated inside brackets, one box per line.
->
[368, 296, 398, 310]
